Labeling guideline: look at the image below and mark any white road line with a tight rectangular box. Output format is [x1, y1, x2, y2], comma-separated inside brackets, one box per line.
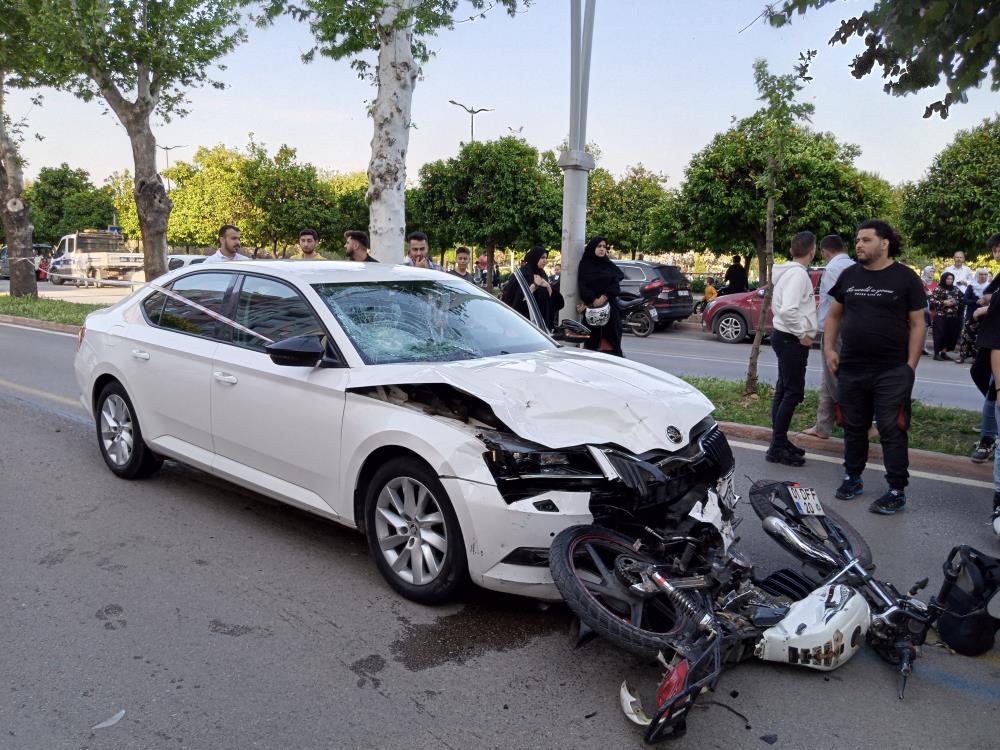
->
[729, 439, 994, 490]
[0, 322, 78, 338]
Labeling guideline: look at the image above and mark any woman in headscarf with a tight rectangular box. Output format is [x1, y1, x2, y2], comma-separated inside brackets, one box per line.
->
[501, 246, 555, 327]
[931, 271, 963, 360]
[578, 236, 625, 356]
[957, 268, 993, 363]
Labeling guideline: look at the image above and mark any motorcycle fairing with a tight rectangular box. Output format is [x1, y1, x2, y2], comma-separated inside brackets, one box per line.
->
[755, 584, 871, 671]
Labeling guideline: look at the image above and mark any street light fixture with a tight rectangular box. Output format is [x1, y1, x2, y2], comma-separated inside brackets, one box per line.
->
[157, 144, 188, 191]
[448, 100, 493, 142]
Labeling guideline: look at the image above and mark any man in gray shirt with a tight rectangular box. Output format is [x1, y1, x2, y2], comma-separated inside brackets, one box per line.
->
[803, 235, 854, 438]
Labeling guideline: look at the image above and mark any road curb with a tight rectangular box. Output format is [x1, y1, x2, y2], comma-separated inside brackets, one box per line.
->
[719, 420, 992, 481]
[0, 314, 80, 335]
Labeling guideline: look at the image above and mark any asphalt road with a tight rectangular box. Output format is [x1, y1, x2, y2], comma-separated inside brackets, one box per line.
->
[2, 322, 998, 749]
[623, 327, 982, 411]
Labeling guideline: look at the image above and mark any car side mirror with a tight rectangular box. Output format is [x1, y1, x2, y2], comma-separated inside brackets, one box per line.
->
[551, 319, 591, 342]
[266, 334, 341, 368]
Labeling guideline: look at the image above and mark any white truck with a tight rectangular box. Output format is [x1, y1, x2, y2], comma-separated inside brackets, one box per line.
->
[49, 229, 144, 285]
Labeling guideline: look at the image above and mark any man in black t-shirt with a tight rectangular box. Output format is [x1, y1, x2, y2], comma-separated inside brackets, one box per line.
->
[824, 220, 926, 515]
[723, 255, 749, 294]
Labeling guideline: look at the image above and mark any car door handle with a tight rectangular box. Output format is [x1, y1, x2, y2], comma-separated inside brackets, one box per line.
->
[213, 371, 238, 385]
[131, 349, 150, 360]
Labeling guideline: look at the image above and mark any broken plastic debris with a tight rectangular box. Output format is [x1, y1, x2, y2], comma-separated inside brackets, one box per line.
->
[91, 709, 125, 730]
[620, 681, 653, 727]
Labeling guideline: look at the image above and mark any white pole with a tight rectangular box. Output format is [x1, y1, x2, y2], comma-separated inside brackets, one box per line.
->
[559, 0, 597, 322]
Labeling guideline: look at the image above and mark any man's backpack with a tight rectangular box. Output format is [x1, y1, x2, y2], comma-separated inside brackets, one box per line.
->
[936, 545, 1000, 656]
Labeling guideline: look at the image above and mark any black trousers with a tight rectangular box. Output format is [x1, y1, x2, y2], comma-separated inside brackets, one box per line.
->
[837, 363, 915, 490]
[971, 347, 996, 399]
[932, 316, 961, 353]
[770, 330, 810, 446]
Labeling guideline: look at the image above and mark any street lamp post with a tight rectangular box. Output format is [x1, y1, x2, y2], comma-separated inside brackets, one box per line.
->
[157, 144, 188, 191]
[448, 100, 493, 142]
[559, 0, 598, 321]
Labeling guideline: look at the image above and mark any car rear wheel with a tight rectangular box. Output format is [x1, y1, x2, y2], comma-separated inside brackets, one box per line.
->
[95, 381, 163, 479]
[715, 312, 747, 343]
[364, 457, 467, 604]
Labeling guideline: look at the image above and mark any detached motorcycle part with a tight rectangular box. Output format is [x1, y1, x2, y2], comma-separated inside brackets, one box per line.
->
[747, 480, 873, 572]
[549, 525, 694, 660]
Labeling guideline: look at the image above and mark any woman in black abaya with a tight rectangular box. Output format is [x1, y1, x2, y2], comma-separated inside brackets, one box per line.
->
[578, 236, 625, 357]
[501, 246, 558, 327]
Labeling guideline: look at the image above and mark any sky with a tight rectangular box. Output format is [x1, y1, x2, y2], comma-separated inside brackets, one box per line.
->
[8, 0, 999, 189]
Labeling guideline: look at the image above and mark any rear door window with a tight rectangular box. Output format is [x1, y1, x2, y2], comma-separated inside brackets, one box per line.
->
[621, 264, 646, 281]
[656, 265, 687, 286]
[231, 275, 325, 351]
[154, 272, 235, 339]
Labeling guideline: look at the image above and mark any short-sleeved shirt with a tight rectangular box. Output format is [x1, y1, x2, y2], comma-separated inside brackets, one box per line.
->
[829, 262, 926, 368]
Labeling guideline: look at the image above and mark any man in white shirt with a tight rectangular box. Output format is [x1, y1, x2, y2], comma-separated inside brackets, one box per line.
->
[944, 250, 975, 292]
[206, 225, 250, 262]
[803, 235, 855, 438]
[767, 231, 817, 466]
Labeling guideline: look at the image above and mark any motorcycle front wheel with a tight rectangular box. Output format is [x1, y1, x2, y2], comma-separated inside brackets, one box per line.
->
[549, 525, 693, 660]
[628, 310, 654, 337]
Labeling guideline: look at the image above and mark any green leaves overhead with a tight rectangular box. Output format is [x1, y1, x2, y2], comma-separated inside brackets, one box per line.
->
[771, 0, 1000, 118]
[24, 163, 115, 243]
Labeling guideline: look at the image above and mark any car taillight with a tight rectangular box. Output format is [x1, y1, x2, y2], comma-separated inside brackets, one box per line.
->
[77, 327, 85, 351]
[642, 280, 665, 293]
[655, 658, 690, 709]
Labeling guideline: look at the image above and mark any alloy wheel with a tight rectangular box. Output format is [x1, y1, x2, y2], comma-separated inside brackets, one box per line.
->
[374, 476, 448, 586]
[100, 394, 135, 467]
[717, 314, 744, 342]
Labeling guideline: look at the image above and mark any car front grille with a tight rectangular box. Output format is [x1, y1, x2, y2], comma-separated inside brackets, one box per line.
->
[700, 425, 734, 475]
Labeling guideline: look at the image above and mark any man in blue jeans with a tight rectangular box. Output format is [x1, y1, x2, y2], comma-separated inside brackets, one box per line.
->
[971, 232, 1000, 536]
[767, 231, 817, 466]
[824, 220, 927, 515]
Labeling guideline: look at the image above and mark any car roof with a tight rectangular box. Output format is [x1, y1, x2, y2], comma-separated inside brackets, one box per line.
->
[613, 259, 681, 269]
[176, 259, 457, 284]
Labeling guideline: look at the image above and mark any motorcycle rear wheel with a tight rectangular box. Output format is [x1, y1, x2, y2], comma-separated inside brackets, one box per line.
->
[550, 525, 693, 660]
[628, 310, 654, 338]
[748, 482, 873, 572]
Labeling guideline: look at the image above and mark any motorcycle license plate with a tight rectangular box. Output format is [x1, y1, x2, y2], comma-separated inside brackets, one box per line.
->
[789, 486, 825, 516]
[678, 290, 689, 296]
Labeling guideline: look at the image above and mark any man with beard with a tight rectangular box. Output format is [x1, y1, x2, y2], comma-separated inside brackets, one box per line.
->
[344, 230, 377, 262]
[824, 220, 927, 515]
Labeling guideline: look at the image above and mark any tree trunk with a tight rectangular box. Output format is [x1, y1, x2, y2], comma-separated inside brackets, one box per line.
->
[486, 238, 496, 292]
[367, 0, 420, 264]
[124, 116, 170, 280]
[745, 157, 778, 395]
[0, 75, 37, 298]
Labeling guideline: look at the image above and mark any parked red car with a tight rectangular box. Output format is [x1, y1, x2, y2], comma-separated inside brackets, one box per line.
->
[701, 268, 824, 343]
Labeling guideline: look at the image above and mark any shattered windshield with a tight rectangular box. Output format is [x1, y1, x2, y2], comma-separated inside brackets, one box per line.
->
[313, 279, 555, 364]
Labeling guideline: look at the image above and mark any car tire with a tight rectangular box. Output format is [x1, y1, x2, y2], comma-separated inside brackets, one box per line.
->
[95, 381, 163, 479]
[364, 457, 468, 604]
[50, 274, 64, 285]
[714, 312, 747, 343]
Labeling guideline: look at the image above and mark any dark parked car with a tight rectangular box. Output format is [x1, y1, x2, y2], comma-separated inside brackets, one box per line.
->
[702, 268, 824, 343]
[614, 260, 693, 329]
[0, 244, 54, 280]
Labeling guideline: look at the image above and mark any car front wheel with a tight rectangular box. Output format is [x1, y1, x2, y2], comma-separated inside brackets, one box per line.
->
[95, 381, 163, 479]
[715, 312, 747, 343]
[364, 457, 467, 604]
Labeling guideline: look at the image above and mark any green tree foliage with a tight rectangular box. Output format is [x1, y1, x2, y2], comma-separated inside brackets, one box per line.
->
[588, 164, 669, 257]
[411, 136, 559, 287]
[107, 170, 141, 240]
[239, 140, 338, 256]
[163, 145, 262, 249]
[325, 171, 370, 236]
[646, 192, 684, 252]
[771, 0, 1000, 118]
[678, 117, 889, 262]
[901, 115, 1000, 253]
[36, 0, 248, 276]
[24, 163, 114, 243]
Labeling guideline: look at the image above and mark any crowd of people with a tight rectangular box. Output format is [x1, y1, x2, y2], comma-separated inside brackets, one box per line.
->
[766, 220, 1000, 536]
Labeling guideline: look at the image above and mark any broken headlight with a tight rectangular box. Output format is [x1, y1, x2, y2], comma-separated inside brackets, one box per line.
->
[480, 432, 608, 503]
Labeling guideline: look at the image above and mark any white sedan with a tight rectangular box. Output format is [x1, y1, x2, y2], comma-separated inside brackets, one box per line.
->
[74, 261, 731, 602]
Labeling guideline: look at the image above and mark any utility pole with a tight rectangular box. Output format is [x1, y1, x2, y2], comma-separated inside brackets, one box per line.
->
[448, 100, 493, 142]
[559, 0, 598, 321]
[157, 144, 188, 192]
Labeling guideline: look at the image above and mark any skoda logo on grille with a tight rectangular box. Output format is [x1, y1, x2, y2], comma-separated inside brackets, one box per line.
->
[665, 426, 683, 444]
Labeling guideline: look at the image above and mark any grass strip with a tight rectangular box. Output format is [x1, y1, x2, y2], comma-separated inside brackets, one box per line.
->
[681, 375, 980, 459]
[0, 294, 107, 327]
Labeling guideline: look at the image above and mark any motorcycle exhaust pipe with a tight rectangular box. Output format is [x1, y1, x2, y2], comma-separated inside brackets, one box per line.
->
[761, 516, 838, 567]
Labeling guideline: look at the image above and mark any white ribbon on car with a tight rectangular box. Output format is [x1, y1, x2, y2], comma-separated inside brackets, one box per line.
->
[22, 261, 274, 345]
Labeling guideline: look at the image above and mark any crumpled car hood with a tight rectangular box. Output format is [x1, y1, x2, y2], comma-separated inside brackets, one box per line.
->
[346, 348, 715, 453]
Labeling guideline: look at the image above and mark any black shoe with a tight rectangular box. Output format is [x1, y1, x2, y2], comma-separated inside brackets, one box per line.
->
[933, 353, 943, 361]
[869, 488, 906, 515]
[765, 445, 805, 467]
[940, 352, 954, 361]
[992, 495, 1000, 537]
[835, 475, 864, 500]
[971, 438, 996, 463]
[786, 442, 805, 456]
[921, 348, 931, 356]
